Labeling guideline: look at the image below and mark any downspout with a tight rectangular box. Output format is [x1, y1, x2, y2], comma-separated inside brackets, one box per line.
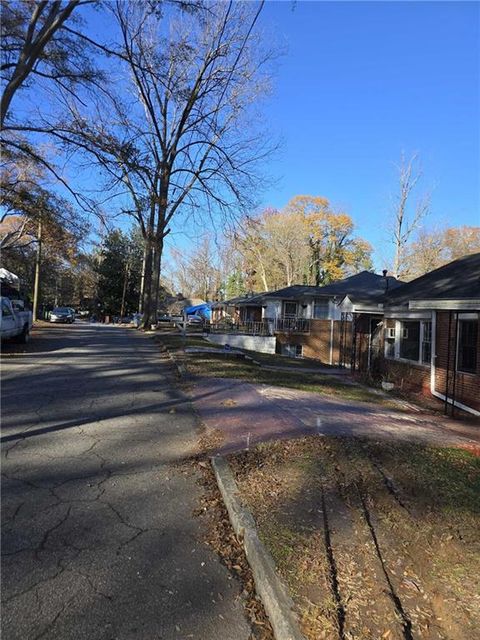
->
[329, 319, 334, 365]
[451, 312, 459, 417]
[430, 311, 436, 396]
[444, 311, 452, 415]
[367, 317, 372, 371]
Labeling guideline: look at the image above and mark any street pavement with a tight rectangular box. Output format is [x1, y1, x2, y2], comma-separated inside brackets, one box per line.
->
[1, 323, 252, 640]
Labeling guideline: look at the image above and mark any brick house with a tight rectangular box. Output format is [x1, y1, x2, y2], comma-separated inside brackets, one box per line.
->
[346, 254, 480, 417]
[240, 271, 401, 361]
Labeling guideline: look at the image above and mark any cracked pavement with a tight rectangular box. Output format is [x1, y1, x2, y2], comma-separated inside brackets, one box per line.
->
[1, 323, 252, 640]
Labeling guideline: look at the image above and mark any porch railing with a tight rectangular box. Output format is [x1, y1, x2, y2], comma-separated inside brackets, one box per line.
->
[209, 320, 272, 336]
[273, 317, 310, 334]
[209, 316, 311, 336]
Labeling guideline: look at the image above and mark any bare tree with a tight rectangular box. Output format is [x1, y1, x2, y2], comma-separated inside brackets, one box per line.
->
[57, 0, 275, 327]
[1, 0, 95, 128]
[0, 0, 108, 220]
[389, 152, 431, 279]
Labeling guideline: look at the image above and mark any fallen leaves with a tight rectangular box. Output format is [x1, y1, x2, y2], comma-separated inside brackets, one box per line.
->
[192, 458, 274, 640]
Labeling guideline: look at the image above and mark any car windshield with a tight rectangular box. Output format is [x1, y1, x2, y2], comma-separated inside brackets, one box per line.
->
[53, 308, 70, 313]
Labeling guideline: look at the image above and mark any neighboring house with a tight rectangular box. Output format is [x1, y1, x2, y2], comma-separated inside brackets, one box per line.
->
[213, 271, 400, 360]
[211, 296, 243, 323]
[159, 296, 206, 317]
[341, 253, 480, 416]
[211, 292, 266, 325]
[380, 253, 479, 416]
[258, 271, 401, 360]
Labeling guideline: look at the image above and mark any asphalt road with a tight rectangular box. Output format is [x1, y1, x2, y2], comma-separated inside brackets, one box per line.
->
[1, 323, 251, 640]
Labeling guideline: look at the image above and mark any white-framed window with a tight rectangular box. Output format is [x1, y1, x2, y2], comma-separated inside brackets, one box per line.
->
[313, 299, 329, 319]
[385, 319, 432, 366]
[282, 343, 303, 358]
[457, 319, 478, 374]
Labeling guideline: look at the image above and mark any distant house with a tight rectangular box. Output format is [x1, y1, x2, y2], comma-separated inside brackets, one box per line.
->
[159, 295, 207, 317]
[343, 253, 480, 416]
[209, 271, 401, 361]
[211, 292, 267, 325]
[255, 271, 401, 360]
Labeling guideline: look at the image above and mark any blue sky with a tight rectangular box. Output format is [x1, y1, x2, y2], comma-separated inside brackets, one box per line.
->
[251, 0, 479, 269]
[10, 1, 478, 270]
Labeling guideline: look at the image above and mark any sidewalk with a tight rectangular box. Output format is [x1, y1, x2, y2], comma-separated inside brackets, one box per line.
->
[190, 376, 480, 456]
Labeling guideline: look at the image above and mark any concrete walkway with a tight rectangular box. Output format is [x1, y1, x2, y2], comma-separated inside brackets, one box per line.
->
[1, 324, 251, 640]
[190, 377, 480, 455]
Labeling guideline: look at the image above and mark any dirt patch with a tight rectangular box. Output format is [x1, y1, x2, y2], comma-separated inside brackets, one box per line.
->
[229, 437, 480, 640]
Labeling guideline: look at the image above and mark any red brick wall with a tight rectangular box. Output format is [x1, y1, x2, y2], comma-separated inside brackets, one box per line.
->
[275, 319, 351, 365]
[383, 359, 431, 393]
[434, 312, 480, 412]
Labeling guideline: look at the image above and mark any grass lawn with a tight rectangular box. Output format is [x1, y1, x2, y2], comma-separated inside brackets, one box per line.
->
[156, 333, 391, 405]
[229, 437, 480, 640]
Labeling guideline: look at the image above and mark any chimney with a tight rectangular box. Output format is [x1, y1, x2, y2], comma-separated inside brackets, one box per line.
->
[382, 269, 389, 291]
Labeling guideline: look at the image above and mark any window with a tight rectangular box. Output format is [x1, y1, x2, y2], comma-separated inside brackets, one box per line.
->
[458, 320, 478, 374]
[421, 321, 432, 364]
[281, 344, 303, 358]
[1, 299, 13, 317]
[283, 302, 297, 318]
[399, 321, 420, 361]
[387, 319, 432, 364]
[313, 299, 329, 319]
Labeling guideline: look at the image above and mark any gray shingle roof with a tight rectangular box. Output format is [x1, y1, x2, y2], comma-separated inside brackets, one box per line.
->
[212, 292, 267, 308]
[384, 253, 480, 306]
[259, 272, 402, 301]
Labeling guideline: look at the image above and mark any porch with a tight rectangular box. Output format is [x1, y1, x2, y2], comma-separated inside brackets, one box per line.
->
[209, 316, 311, 336]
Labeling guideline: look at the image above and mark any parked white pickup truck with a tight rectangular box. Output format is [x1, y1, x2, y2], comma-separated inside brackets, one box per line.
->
[0, 297, 32, 343]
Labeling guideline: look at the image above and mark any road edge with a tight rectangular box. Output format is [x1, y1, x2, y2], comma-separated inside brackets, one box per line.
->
[211, 455, 307, 640]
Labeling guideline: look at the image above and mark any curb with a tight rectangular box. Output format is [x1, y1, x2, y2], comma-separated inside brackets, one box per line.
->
[211, 456, 306, 640]
[158, 342, 187, 378]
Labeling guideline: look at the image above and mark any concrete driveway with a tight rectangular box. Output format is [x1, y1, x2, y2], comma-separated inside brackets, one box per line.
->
[1, 324, 251, 640]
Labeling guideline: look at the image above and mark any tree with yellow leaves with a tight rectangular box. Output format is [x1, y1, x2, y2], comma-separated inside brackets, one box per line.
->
[234, 195, 372, 290]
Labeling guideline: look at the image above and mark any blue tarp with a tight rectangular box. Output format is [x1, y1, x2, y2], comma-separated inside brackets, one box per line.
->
[184, 303, 211, 320]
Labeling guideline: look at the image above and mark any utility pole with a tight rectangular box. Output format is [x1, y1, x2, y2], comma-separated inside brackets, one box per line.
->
[32, 219, 42, 321]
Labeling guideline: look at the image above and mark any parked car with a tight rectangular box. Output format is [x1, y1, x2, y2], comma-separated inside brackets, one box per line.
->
[0, 297, 32, 343]
[187, 315, 204, 325]
[49, 307, 75, 323]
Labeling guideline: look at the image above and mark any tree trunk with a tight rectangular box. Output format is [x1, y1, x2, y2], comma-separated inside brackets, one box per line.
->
[152, 236, 164, 323]
[32, 219, 42, 321]
[138, 244, 147, 313]
[140, 234, 154, 329]
[140, 193, 157, 329]
[393, 242, 401, 280]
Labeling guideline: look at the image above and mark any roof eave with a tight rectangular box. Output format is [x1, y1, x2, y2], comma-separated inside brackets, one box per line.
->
[409, 299, 480, 311]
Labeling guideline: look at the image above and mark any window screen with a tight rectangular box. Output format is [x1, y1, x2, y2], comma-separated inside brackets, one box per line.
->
[400, 321, 420, 361]
[458, 320, 478, 374]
